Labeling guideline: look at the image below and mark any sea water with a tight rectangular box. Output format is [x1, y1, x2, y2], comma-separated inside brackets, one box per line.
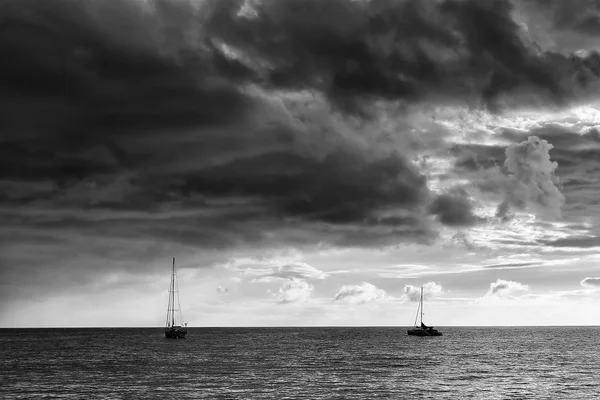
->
[1, 327, 599, 399]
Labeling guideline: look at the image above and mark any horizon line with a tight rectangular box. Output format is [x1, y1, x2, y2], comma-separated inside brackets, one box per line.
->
[2, 324, 599, 329]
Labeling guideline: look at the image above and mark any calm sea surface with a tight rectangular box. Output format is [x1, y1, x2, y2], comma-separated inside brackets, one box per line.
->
[1, 327, 599, 399]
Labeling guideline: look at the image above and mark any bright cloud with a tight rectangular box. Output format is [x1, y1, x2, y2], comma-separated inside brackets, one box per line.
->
[226, 258, 328, 283]
[403, 282, 443, 302]
[277, 279, 313, 304]
[334, 282, 389, 304]
[486, 279, 530, 298]
[271, 262, 328, 280]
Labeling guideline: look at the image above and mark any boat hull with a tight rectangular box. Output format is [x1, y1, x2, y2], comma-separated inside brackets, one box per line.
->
[407, 328, 442, 336]
[165, 329, 187, 339]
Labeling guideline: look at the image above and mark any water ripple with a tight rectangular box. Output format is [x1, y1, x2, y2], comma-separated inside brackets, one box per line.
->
[1, 327, 600, 399]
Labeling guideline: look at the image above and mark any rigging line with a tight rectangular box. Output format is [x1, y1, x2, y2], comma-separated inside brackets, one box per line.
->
[175, 262, 184, 325]
[165, 260, 174, 328]
[420, 287, 423, 326]
[413, 300, 420, 327]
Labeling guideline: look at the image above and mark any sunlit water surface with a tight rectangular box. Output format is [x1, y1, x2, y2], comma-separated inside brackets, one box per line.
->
[1, 327, 599, 399]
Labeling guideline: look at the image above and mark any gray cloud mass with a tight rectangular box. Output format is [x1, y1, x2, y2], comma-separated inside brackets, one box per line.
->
[0, 0, 598, 303]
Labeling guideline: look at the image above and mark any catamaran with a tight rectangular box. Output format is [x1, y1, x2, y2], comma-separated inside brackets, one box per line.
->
[165, 257, 188, 338]
[407, 287, 442, 336]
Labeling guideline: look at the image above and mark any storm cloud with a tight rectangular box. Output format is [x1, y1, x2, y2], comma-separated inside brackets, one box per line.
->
[3, 0, 600, 328]
[1, 0, 599, 306]
[430, 187, 479, 226]
[205, 0, 600, 111]
[1, 0, 593, 212]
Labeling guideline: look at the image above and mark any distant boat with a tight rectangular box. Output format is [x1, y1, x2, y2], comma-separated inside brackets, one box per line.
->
[165, 257, 188, 339]
[407, 287, 442, 337]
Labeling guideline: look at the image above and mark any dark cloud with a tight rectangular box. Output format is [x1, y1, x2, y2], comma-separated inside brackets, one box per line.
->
[524, 0, 600, 37]
[1, 0, 599, 297]
[1, 0, 598, 149]
[429, 187, 479, 226]
[0, 2, 459, 294]
[176, 149, 429, 223]
[483, 262, 540, 269]
[542, 236, 600, 248]
[580, 277, 600, 287]
[0, 2, 253, 140]
[451, 144, 505, 172]
[0, 0, 439, 228]
[1, 0, 595, 206]
[207, 0, 600, 112]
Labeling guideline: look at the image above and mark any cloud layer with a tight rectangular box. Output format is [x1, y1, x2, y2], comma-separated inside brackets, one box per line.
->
[2, 0, 600, 325]
[1, 0, 585, 255]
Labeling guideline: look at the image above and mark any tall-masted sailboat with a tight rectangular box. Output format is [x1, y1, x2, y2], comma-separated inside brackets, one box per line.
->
[407, 287, 442, 336]
[165, 257, 188, 338]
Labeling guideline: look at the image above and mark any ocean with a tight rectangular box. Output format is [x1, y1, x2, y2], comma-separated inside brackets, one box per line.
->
[1, 327, 599, 399]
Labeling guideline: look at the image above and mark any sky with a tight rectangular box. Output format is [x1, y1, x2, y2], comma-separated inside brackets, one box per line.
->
[1, 0, 600, 327]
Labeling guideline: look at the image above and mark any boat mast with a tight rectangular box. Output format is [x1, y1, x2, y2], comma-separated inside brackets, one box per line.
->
[175, 258, 184, 327]
[171, 257, 176, 327]
[420, 287, 423, 326]
[166, 258, 174, 328]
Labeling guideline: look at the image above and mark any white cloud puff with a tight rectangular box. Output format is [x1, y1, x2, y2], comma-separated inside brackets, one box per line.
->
[278, 278, 313, 304]
[486, 279, 529, 298]
[403, 282, 443, 302]
[334, 282, 389, 304]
